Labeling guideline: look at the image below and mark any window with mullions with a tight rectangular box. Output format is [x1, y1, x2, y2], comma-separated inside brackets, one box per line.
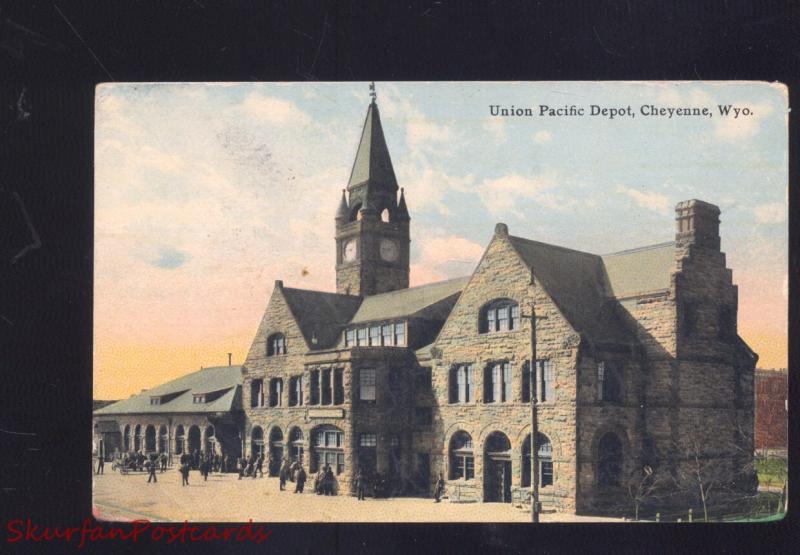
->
[360, 369, 376, 401]
[484, 362, 512, 403]
[345, 329, 355, 347]
[480, 299, 521, 334]
[288, 375, 303, 406]
[250, 379, 265, 408]
[449, 431, 474, 480]
[357, 328, 368, 346]
[312, 426, 345, 474]
[309, 369, 320, 405]
[369, 326, 381, 346]
[267, 333, 287, 356]
[269, 378, 283, 407]
[597, 362, 622, 404]
[382, 324, 394, 346]
[522, 433, 553, 488]
[522, 360, 556, 403]
[394, 323, 406, 346]
[449, 364, 474, 404]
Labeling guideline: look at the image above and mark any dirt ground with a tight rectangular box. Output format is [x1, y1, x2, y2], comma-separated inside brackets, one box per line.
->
[92, 468, 621, 523]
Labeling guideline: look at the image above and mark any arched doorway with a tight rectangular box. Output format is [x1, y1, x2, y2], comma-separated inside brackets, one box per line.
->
[484, 432, 512, 503]
[522, 433, 553, 488]
[251, 426, 264, 458]
[288, 427, 304, 465]
[311, 425, 344, 475]
[187, 425, 201, 454]
[269, 427, 284, 476]
[123, 425, 131, 452]
[144, 425, 156, 452]
[204, 425, 216, 454]
[597, 432, 623, 487]
[158, 425, 168, 453]
[133, 425, 142, 452]
[175, 425, 185, 454]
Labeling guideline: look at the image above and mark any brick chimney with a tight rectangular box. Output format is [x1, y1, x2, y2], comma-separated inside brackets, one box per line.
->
[675, 199, 720, 250]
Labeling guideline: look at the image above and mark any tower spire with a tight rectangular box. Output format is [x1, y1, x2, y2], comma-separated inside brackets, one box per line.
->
[369, 81, 377, 104]
[335, 189, 349, 221]
[396, 187, 410, 222]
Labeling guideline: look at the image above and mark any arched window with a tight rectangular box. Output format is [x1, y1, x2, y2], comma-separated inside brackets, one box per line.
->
[251, 426, 264, 458]
[268, 427, 284, 476]
[597, 432, 623, 487]
[381, 208, 390, 222]
[311, 425, 345, 475]
[597, 362, 622, 403]
[123, 425, 131, 452]
[187, 425, 201, 454]
[289, 427, 304, 464]
[449, 431, 474, 480]
[350, 203, 362, 222]
[133, 424, 142, 451]
[522, 433, 553, 488]
[174, 425, 185, 454]
[267, 333, 287, 356]
[479, 299, 520, 333]
[204, 425, 216, 453]
[144, 425, 156, 452]
[158, 425, 168, 453]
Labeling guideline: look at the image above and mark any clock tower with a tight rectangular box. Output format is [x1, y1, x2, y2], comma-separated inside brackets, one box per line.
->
[335, 85, 410, 296]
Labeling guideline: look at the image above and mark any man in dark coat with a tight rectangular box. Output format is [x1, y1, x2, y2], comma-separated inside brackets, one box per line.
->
[96, 453, 104, 475]
[355, 470, 365, 500]
[295, 466, 307, 493]
[434, 473, 445, 503]
[180, 452, 190, 486]
[160, 452, 167, 473]
[324, 466, 335, 495]
[255, 453, 264, 478]
[279, 459, 288, 491]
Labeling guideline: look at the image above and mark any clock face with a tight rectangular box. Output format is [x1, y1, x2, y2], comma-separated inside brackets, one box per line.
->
[344, 240, 357, 262]
[380, 238, 399, 262]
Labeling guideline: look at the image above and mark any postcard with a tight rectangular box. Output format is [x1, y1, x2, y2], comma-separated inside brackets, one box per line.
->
[92, 81, 787, 523]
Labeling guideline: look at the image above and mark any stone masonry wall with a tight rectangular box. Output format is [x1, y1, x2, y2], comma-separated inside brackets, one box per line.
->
[427, 231, 579, 511]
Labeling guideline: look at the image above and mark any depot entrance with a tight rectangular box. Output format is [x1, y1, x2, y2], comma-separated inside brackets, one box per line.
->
[484, 432, 512, 503]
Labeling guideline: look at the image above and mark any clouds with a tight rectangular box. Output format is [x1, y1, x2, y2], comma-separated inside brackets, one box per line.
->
[477, 173, 567, 218]
[411, 229, 484, 285]
[240, 94, 311, 125]
[752, 202, 787, 224]
[150, 247, 190, 269]
[714, 101, 775, 143]
[615, 185, 671, 215]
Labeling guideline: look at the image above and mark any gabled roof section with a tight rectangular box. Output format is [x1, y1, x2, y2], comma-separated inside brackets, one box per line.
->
[507, 236, 634, 345]
[281, 287, 363, 349]
[600, 242, 675, 298]
[350, 276, 470, 324]
[347, 101, 398, 192]
[93, 365, 243, 416]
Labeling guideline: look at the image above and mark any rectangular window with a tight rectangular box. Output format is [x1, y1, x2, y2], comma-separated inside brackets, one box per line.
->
[333, 368, 344, 405]
[345, 329, 355, 347]
[486, 308, 496, 332]
[325, 431, 337, 447]
[394, 322, 406, 346]
[269, 378, 283, 407]
[540, 460, 553, 487]
[497, 306, 509, 331]
[321, 368, 332, 405]
[360, 433, 377, 447]
[533, 360, 555, 403]
[288, 376, 303, 407]
[309, 370, 320, 405]
[522, 363, 531, 403]
[251, 379, 264, 408]
[597, 362, 605, 402]
[357, 328, 368, 346]
[150, 397, 160, 405]
[457, 366, 466, 403]
[360, 369, 376, 401]
[369, 326, 381, 346]
[382, 324, 394, 346]
[503, 362, 512, 402]
[465, 457, 474, 480]
[466, 365, 474, 402]
[336, 453, 345, 475]
[510, 305, 520, 330]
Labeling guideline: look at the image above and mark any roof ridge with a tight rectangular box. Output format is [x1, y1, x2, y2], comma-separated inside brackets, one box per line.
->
[282, 286, 362, 299]
[364, 275, 471, 299]
[601, 241, 675, 257]
[508, 235, 601, 259]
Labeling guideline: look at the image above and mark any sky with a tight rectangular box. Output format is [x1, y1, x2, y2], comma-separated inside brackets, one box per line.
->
[94, 81, 788, 400]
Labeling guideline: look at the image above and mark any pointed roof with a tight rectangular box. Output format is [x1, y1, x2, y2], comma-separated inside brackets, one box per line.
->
[347, 101, 398, 192]
[396, 187, 410, 221]
[335, 189, 349, 220]
[349, 276, 470, 324]
[507, 236, 634, 345]
[280, 287, 363, 349]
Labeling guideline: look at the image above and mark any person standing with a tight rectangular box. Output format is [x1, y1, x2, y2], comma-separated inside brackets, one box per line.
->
[434, 473, 445, 503]
[96, 453, 104, 475]
[256, 453, 264, 478]
[355, 470, 365, 500]
[180, 452, 190, 486]
[279, 460, 288, 491]
[324, 465, 335, 496]
[160, 452, 167, 473]
[147, 455, 158, 483]
[295, 466, 307, 493]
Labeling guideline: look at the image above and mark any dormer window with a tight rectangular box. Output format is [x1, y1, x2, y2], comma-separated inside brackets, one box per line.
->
[267, 333, 287, 356]
[480, 299, 520, 333]
[150, 397, 161, 405]
[345, 322, 406, 348]
[193, 394, 206, 404]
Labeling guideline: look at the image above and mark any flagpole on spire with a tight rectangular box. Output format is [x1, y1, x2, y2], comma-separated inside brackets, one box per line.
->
[369, 81, 377, 103]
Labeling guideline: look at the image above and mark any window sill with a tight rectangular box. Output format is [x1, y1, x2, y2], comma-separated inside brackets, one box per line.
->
[477, 329, 521, 337]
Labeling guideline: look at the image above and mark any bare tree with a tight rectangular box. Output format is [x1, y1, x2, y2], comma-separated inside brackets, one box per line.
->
[627, 464, 669, 521]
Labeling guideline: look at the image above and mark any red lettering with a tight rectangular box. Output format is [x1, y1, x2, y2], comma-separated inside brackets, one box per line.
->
[6, 519, 24, 543]
[131, 520, 151, 541]
[24, 519, 41, 542]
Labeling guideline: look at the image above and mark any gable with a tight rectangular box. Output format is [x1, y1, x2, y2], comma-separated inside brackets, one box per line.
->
[244, 283, 311, 364]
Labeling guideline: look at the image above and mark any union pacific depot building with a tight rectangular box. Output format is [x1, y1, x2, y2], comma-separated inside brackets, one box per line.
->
[94, 95, 757, 515]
